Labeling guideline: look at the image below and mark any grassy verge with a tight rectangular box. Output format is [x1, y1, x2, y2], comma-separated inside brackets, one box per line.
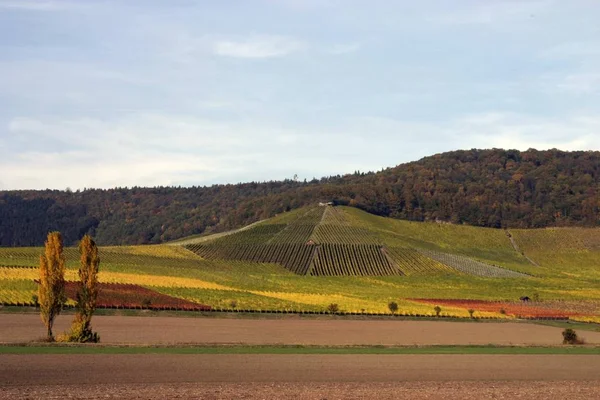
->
[1, 344, 600, 355]
[533, 320, 600, 333]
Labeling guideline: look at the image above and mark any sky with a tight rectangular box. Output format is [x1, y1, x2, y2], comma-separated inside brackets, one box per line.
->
[0, 0, 599, 190]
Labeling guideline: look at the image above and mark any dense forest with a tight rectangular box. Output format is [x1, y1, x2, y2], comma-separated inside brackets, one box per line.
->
[2, 148, 599, 246]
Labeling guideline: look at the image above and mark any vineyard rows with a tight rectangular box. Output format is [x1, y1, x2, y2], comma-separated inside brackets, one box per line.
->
[310, 225, 380, 245]
[416, 249, 528, 278]
[320, 206, 350, 225]
[268, 224, 316, 244]
[186, 243, 316, 275]
[309, 244, 401, 276]
[385, 247, 453, 275]
[0, 245, 205, 269]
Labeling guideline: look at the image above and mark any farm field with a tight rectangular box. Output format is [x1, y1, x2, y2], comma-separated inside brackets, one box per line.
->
[5, 314, 600, 346]
[1, 206, 600, 321]
[1, 354, 600, 400]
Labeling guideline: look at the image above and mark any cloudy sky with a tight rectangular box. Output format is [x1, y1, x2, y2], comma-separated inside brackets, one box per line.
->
[1, 0, 599, 190]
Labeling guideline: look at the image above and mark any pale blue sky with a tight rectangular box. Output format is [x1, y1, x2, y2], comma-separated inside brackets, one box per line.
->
[1, 0, 599, 189]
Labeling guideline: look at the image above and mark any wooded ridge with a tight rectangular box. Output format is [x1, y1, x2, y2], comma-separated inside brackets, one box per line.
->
[2, 148, 599, 246]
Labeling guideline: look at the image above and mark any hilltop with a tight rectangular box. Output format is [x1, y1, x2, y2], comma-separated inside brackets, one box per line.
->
[2, 148, 600, 246]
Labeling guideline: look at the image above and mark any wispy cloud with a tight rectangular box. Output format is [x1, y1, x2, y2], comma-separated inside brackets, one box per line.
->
[213, 35, 306, 59]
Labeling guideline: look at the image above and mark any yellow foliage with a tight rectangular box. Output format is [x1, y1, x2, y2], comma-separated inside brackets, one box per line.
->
[0, 267, 232, 291]
[38, 232, 67, 339]
[570, 316, 600, 324]
[102, 245, 199, 259]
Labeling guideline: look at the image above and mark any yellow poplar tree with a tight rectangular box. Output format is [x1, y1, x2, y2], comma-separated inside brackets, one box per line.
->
[39, 231, 66, 341]
[68, 234, 100, 342]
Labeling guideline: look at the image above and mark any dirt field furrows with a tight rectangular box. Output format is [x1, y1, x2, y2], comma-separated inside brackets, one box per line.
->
[2, 381, 600, 400]
[2, 354, 600, 386]
[2, 314, 600, 345]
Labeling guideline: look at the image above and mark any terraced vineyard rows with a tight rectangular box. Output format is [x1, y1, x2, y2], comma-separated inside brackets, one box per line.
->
[320, 206, 350, 225]
[385, 247, 453, 275]
[268, 224, 315, 244]
[309, 244, 401, 276]
[186, 243, 316, 275]
[417, 249, 528, 278]
[311, 225, 380, 245]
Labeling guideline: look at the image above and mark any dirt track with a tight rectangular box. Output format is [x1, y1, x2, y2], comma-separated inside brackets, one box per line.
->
[3, 313, 600, 345]
[1, 355, 600, 399]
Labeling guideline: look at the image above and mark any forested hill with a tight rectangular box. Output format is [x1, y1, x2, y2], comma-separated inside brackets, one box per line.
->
[2, 148, 600, 246]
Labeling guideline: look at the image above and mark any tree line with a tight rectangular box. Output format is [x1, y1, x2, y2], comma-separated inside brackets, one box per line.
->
[1, 148, 600, 246]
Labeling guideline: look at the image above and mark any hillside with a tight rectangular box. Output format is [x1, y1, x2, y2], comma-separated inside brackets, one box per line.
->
[2, 148, 600, 246]
[184, 206, 529, 278]
[1, 206, 600, 320]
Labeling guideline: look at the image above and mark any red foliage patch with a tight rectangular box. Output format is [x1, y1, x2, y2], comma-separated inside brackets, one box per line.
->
[64, 282, 210, 311]
[411, 298, 581, 318]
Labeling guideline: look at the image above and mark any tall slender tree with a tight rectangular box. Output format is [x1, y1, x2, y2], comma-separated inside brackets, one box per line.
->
[69, 234, 100, 342]
[39, 231, 66, 341]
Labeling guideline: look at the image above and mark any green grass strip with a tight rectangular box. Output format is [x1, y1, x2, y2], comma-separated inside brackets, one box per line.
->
[1, 344, 600, 355]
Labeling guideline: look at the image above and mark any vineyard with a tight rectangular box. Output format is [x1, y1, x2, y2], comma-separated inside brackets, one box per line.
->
[385, 247, 453, 275]
[1, 205, 600, 321]
[186, 243, 316, 275]
[309, 244, 400, 276]
[183, 205, 529, 278]
[411, 299, 582, 319]
[416, 249, 529, 278]
[64, 282, 212, 311]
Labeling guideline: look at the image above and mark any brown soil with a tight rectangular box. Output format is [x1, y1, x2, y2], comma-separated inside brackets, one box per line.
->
[1, 355, 600, 399]
[2, 313, 600, 345]
[2, 354, 600, 383]
[2, 382, 599, 400]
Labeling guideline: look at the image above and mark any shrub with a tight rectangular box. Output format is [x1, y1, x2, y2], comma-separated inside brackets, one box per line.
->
[229, 300, 238, 309]
[562, 328, 584, 345]
[468, 309, 475, 318]
[327, 303, 339, 313]
[434, 306, 442, 317]
[388, 302, 398, 314]
[499, 308, 506, 315]
[141, 298, 152, 308]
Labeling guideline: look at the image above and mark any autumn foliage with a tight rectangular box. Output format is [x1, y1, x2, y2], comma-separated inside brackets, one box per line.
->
[38, 232, 66, 341]
[67, 234, 100, 342]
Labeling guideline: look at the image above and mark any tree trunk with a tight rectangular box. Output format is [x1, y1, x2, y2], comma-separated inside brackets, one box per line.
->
[47, 322, 53, 341]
